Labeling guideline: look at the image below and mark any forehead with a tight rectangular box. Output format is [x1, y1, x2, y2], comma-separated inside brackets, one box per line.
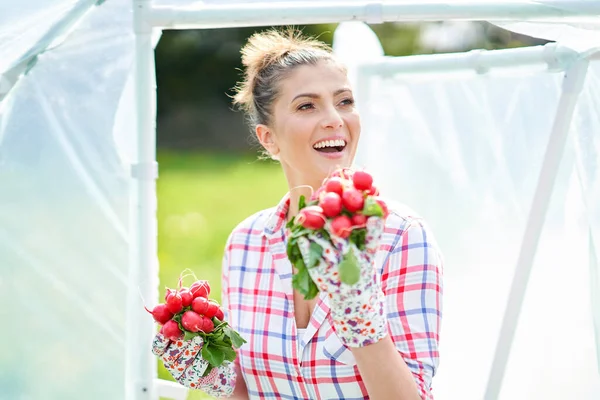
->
[278, 61, 350, 100]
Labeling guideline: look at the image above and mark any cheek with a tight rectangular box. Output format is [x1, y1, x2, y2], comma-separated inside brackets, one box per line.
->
[284, 118, 314, 149]
[346, 112, 361, 137]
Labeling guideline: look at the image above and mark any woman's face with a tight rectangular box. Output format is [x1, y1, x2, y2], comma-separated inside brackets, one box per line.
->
[256, 60, 361, 190]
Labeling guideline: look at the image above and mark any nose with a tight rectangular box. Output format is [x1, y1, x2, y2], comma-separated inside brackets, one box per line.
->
[321, 105, 343, 130]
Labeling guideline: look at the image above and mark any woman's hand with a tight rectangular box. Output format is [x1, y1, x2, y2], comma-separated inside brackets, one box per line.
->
[152, 332, 237, 397]
[297, 216, 387, 347]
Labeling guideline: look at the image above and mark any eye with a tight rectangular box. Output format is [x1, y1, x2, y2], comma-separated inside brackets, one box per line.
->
[297, 103, 315, 111]
[339, 98, 355, 106]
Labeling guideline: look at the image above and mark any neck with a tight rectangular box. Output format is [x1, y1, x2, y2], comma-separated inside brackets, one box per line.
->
[287, 186, 312, 222]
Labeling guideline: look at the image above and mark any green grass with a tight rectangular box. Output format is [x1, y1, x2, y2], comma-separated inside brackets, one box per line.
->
[156, 151, 288, 399]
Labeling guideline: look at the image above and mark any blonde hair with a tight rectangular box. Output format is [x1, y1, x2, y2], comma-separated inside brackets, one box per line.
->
[232, 28, 342, 129]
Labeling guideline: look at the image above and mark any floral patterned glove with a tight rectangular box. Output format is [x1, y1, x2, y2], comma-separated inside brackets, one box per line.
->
[297, 216, 387, 348]
[152, 333, 236, 397]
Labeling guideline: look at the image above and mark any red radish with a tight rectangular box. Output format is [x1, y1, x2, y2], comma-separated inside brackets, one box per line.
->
[181, 310, 204, 332]
[162, 320, 184, 341]
[324, 177, 344, 196]
[310, 186, 325, 202]
[165, 291, 183, 314]
[200, 316, 215, 333]
[296, 206, 326, 230]
[215, 307, 225, 321]
[331, 215, 352, 238]
[191, 296, 209, 315]
[164, 288, 174, 301]
[367, 185, 379, 196]
[353, 171, 373, 191]
[204, 300, 219, 319]
[376, 198, 389, 218]
[342, 188, 364, 213]
[351, 214, 368, 228]
[180, 288, 193, 307]
[330, 168, 353, 179]
[190, 280, 210, 299]
[319, 192, 342, 218]
[144, 303, 173, 325]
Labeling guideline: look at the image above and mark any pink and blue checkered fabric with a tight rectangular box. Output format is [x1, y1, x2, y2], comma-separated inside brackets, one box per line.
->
[221, 194, 443, 399]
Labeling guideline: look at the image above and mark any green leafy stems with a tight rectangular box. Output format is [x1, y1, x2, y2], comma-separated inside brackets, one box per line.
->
[172, 310, 247, 377]
[285, 195, 384, 300]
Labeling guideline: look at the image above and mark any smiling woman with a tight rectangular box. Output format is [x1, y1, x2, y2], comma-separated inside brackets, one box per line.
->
[151, 28, 444, 400]
[232, 29, 360, 196]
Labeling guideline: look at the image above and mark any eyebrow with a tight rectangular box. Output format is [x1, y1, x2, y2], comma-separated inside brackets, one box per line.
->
[291, 88, 352, 103]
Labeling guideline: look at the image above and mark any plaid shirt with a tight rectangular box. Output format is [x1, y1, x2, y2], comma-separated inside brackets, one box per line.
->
[221, 194, 443, 399]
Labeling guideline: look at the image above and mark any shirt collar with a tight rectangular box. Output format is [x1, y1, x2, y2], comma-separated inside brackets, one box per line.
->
[263, 192, 291, 238]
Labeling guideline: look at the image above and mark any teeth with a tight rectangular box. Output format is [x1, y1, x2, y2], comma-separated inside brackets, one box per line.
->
[313, 139, 346, 149]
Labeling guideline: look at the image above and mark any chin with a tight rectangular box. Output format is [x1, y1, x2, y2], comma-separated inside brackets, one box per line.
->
[328, 157, 353, 170]
[306, 151, 354, 184]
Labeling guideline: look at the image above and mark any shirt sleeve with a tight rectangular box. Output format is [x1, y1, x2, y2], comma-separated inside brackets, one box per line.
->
[218, 237, 245, 392]
[221, 239, 231, 324]
[381, 217, 444, 399]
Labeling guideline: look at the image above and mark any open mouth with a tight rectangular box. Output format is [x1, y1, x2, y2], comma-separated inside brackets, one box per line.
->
[313, 139, 347, 153]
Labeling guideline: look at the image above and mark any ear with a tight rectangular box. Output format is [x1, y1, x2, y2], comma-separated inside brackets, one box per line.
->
[255, 124, 280, 159]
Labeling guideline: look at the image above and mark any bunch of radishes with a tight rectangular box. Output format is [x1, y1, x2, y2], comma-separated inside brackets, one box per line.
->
[146, 279, 223, 341]
[286, 168, 389, 298]
[146, 275, 246, 372]
[296, 168, 388, 238]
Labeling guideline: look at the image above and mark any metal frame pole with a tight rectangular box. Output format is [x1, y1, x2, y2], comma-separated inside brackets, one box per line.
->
[147, 1, 600, 30]
[359, 42, 580, 75]
[127, 0, 159, 399]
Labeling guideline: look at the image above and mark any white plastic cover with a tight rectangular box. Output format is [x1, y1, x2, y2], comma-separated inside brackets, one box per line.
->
[345, 38, 600, 400]
[0, 0, 139, 398]
[1, 1, 599, 400]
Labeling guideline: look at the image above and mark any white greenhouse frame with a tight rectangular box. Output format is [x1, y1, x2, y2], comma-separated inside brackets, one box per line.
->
[125, 1, 600, 399]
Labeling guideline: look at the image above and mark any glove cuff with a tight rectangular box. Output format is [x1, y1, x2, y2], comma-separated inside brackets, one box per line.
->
[330, 289, 388, 348]
[198, 362, 237, 398]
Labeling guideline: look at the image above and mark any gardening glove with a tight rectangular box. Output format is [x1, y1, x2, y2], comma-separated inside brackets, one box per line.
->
[152, 333, 237, 397]
[297, 216, 387, 348]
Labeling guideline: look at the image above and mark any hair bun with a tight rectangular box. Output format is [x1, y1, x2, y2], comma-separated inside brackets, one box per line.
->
[240, 28, 329, 73]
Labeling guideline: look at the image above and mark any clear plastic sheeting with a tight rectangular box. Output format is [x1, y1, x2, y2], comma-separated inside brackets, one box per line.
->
[490, 0, 600, 53]
[1, 1, 600, 400]
[494, 20, 600, 53]
[0, 0, 80, 72]
[350, 50, 600, 399]
[0, 0, 99, 103]
[0, 0, 137, 398]
[572, 62, 600, 375]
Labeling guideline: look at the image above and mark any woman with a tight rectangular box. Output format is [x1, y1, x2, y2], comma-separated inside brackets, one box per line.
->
[152, 28, 444, 400]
